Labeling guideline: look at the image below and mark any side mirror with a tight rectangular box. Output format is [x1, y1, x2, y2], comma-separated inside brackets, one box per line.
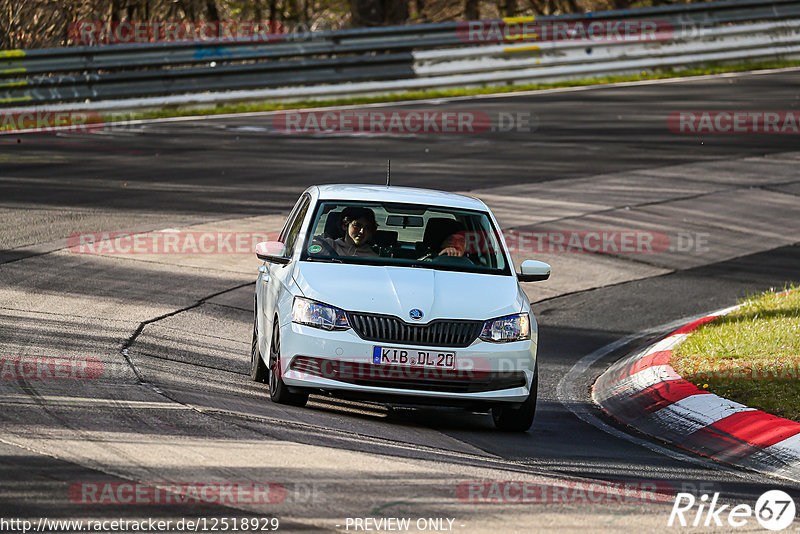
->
[518, 260, 550, 282]
[255, 241, 290, 265]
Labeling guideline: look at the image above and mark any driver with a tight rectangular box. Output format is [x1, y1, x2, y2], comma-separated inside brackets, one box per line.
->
[437, 232, 466, 257]
[316, 207, 379, 257]
[432, 231, 474, 265]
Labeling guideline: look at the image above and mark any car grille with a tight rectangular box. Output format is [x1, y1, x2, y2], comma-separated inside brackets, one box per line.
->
[289, 356, 527, 394]
[347, 312, 482, 348]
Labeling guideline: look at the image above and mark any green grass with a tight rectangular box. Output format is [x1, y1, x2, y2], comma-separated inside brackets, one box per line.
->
[103, 58, 800, 123]
[672, 285, 800, 421]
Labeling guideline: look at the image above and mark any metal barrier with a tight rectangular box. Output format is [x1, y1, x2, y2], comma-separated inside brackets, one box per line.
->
[2, 0, 800, 110]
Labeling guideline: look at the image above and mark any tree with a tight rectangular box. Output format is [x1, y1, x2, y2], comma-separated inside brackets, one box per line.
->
[464, 0, 479, 19]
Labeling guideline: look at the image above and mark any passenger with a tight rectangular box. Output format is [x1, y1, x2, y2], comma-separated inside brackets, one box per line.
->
[316, 207, 379, 257]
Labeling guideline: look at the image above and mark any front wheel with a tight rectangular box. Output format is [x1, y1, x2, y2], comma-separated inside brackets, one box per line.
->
[268, 319, 309, 407]
[492, 364, 537, 432]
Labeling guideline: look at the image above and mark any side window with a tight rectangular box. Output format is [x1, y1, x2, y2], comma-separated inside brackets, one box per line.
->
[282, 195, 311, 256]
[279, 196, 305, 243]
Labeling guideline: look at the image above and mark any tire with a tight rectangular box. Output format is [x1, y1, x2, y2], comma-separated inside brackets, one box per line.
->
[250, 303, 268, 383]
[268, 318, 309, 407]
[492, 364, 537, 432]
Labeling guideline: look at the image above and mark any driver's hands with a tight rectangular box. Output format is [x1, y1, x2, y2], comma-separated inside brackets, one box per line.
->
[438, 247, 462, 257]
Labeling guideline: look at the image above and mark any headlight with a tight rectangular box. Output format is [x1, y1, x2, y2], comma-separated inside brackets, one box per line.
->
[479, 313, 530, 343]
[292, 297, 350, 331]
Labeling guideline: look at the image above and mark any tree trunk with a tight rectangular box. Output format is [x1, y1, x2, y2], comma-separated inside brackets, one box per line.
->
[269, 0, 278, 23]
[464, 0, 479, 20]
[384, 0, 408, 24]
[502, 0, 517, 17]
[564, 0, 579, 14]
[205, 0, 220, 20]
[177, 0, 196, 20]
[414, 0, 425, 20]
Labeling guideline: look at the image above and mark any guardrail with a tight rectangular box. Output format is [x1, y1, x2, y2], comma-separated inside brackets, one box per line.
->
[2, 0, 800, 111]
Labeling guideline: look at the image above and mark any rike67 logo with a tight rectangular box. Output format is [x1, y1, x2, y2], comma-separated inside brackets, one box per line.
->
[668, 490, 796, 531]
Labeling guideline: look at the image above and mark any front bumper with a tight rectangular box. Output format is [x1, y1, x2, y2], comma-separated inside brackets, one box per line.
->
[279, 322, 537, 404]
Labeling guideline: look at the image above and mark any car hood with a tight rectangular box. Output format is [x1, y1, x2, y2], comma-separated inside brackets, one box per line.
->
[294, 262, 525, 322]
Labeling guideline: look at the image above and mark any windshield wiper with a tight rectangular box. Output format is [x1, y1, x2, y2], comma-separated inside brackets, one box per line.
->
[403, 261, 434, 269]
[304, 256, 343, 263]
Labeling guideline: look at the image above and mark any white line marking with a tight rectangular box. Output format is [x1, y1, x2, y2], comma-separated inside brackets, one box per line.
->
[4, 66, 800, 132]
[0, 395, 192, 409]
[579, 299, 800, 483]
[120, 66, 800, 127]
[557, 314, 744, 474]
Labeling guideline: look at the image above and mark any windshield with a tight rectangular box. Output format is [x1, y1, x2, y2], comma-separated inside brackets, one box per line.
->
[300, 200, 511, 275]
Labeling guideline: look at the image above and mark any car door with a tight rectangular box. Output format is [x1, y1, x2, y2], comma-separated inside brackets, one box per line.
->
[261, 194, 312, 350]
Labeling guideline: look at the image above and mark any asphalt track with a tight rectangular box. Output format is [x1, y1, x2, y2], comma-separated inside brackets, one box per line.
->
[1, 69, 800, 532]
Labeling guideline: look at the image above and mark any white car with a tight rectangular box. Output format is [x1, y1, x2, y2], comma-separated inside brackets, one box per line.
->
[251, 185, 550, 431]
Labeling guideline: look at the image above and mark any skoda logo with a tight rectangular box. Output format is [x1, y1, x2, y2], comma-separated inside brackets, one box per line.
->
[409, 309, 424, 321]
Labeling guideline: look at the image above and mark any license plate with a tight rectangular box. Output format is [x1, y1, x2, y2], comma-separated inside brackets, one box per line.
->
[372, 346, 456, 369]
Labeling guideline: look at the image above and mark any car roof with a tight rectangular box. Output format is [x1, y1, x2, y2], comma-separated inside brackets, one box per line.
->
[313, 184, 487, 211]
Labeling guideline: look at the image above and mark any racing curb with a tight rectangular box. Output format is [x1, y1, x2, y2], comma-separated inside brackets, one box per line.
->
[592, 304, 800, 483]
